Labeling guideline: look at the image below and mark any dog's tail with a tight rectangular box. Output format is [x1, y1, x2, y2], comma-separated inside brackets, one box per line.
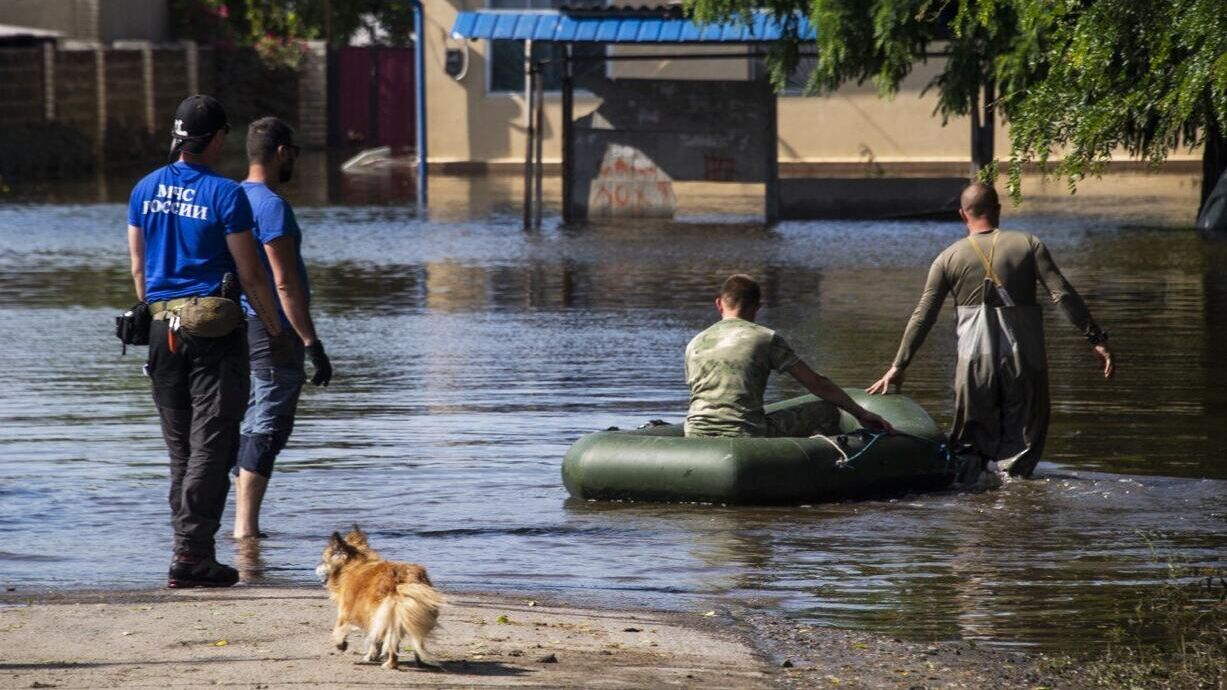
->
[393, 582, 444, 666]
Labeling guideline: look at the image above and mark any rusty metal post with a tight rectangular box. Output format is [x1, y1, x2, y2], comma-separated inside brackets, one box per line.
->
[533, 62, 545, 228]
[522, 41, 535, 230]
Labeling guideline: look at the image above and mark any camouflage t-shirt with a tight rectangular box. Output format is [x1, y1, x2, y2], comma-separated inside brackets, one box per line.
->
[684, 318, 801, 437]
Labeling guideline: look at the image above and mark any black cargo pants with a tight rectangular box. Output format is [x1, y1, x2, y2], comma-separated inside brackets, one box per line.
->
[147, 318, 250, 557]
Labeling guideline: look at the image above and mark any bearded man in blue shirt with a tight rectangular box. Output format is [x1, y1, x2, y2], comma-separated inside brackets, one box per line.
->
[231, 117, 333, 540]
[127, 95, 285, 588]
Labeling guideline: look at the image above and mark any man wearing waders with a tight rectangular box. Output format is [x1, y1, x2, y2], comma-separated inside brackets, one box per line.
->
[867, 183, 1115, 480]
[232, 117, 333, 540]
[128, 95, 285, 587]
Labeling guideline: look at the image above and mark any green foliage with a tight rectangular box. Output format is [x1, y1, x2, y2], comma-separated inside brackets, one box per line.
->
[170, 1, 417, 66]
[683, 0, 1048, 126]
[1004, 0, 1227, 202]
[685, 0, 1227, 210]
[975, 159, 998, 185]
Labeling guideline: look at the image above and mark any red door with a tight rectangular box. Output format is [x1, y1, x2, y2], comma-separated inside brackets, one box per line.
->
[334, 46, 415, 151]
[377, 47, 414, 151]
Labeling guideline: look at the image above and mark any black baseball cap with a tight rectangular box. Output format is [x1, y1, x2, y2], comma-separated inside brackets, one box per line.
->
[171, 94, 230, 154]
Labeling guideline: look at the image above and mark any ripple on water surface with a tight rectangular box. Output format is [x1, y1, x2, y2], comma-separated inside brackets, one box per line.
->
[1, 175, 1225, 651]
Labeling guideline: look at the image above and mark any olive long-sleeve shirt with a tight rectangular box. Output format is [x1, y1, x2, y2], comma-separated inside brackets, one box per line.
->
[892, 229, 1101, 369]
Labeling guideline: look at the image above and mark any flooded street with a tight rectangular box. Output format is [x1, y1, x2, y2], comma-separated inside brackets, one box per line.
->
[1, 163, 1224, 652]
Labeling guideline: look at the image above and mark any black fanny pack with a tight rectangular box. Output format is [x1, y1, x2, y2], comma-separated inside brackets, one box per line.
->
[115, 302, 151, 355]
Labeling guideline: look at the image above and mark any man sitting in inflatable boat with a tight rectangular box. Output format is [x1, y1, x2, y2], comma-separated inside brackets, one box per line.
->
[685, 274, 893, 438]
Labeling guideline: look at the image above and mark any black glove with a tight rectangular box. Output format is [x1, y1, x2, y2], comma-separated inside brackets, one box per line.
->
[306, 340, 333, 387]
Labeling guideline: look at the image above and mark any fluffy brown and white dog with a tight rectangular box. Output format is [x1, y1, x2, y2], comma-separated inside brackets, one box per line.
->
[315, 526, 444, 670]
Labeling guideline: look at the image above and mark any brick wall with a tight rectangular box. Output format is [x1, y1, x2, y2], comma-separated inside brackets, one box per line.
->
[55, 49, 101, 140]
[105, 49, 145, 132]
[152, 47, 189, 140]
[0, 40, 328, 179]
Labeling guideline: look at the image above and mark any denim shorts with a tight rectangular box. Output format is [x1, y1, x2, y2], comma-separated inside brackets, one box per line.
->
[241, 363, 305, 434]
[235, 358, 305, 477]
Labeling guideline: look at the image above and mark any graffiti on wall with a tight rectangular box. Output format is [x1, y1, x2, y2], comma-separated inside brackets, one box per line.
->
[587, 143, 678, 219]
[569, 78, 771, 220]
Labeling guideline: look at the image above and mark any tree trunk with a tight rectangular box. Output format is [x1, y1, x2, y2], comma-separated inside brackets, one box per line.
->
[970, 77, 996, 177]
[1200, 114, 1227, 216]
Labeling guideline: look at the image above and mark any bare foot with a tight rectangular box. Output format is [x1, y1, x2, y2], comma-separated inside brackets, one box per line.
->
[233, 531, 269, 540]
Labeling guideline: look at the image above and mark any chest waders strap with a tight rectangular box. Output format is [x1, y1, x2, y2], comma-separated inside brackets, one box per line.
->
[968, 230, 1004, 287]
[969, 230, 1016, 308]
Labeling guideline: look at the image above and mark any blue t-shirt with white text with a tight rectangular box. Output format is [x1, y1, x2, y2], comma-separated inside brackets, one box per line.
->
[239, 181, 309, 325]
[127, 161, 253, 302]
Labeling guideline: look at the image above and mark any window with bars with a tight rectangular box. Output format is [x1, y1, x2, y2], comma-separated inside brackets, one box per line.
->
[487, 0, 608, 93]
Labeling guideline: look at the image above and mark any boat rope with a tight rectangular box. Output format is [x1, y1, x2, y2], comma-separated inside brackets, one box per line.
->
[892, 430, 955, 467]
[808, 433, 850, 466]
[812, 429, 953, 470]
[840, 431, 887, 468]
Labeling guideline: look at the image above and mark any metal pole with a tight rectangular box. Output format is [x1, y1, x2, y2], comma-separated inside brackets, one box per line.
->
[561, 45, 573, 223]
[413, 0, 428, 208]
[523, 43, 535, 230]
[765, 81, 779, 224]
[533, 62, 545, 229]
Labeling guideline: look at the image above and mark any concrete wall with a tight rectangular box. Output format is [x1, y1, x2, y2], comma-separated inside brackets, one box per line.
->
[0, 46, 45, 127]
[776, 59, 1006, 168]
[105, 47, 145, 133]
[53, 48, 100, 137]
[0, 0, 93, 39]
[98, 0, 168, 42]
[0, 0, 167, 42]
[297, 41, 328, 147]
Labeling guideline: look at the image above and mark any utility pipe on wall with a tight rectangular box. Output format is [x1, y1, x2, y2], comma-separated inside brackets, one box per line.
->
[412, 0, 428, 208]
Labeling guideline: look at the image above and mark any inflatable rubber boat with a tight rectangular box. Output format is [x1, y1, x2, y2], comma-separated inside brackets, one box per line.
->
[562, 390, 955, 504]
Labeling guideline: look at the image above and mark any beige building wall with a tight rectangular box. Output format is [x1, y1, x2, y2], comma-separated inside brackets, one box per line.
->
[421, 0, 596, 167]
[777, 59, 1000, 165]
[422, 0, 1200, 169]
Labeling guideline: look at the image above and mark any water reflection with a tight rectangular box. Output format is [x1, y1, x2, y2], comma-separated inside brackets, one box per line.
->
[0, 170, 1223, 652]
[235, 538, 267, 583]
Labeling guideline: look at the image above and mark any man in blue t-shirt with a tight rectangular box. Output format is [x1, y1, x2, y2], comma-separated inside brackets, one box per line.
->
[231, 117, 333, 540]
[127, 95, 285, 588]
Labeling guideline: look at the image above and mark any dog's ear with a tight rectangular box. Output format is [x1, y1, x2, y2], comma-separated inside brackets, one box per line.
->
[347, 524, 369, 547]
[330, 531, 359, 559]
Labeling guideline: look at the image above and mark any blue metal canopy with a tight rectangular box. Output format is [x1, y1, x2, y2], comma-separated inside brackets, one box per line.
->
[450, 10, 815, 43]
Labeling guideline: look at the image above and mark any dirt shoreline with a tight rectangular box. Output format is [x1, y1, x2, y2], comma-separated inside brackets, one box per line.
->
[0, 586, 770, 689]
[0, 586, 1085, 689]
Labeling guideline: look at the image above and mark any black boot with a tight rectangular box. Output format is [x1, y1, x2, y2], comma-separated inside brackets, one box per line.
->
[168, 553, 239, 588]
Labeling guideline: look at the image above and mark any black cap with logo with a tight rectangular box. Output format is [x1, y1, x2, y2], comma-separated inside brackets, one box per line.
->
[170, 94, 230, 156]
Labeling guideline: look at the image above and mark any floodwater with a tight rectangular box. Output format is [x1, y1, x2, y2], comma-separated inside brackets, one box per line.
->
[1, 159, 1224, 652]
